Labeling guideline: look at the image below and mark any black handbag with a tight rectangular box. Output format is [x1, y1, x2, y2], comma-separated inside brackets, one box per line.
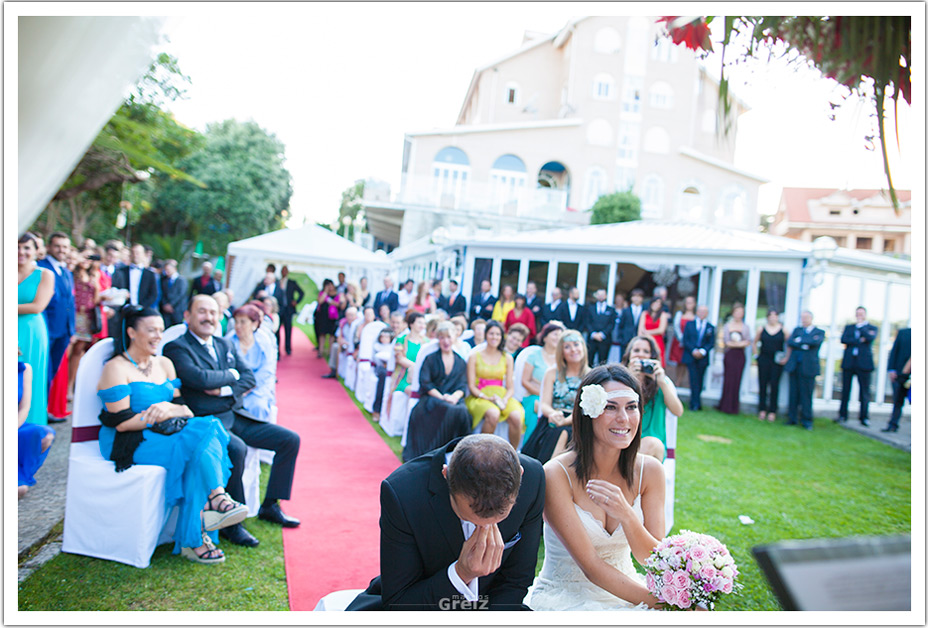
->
[89, 307, 103, 334]
[149, 417, 188, 435]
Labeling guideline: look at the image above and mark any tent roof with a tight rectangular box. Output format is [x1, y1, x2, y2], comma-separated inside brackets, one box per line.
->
[227, 223, 390, 267]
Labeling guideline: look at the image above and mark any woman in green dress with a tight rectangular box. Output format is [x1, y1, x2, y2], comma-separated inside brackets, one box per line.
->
[17, 232, 54, 426]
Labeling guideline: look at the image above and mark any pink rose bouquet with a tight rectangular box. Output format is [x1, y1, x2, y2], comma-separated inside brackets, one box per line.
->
[643, 530, 741, 610]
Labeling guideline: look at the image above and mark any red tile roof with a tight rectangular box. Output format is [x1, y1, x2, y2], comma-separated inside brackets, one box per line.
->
[780, 187, 911, 222]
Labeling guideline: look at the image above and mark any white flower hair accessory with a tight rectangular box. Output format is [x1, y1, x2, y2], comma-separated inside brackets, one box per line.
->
[579, 384, 641, 418]
[579, 384, 608, 418]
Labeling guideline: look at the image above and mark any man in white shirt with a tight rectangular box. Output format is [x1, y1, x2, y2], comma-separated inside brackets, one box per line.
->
[347, 434, 544, 611]
[397, 279, 415, 316]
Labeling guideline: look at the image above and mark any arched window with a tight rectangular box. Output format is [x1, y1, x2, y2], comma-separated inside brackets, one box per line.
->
[716, 185, 748, 224]
[678, 183, 704, 222]
[621, 77, 643, 114]
[583, 167, 608, 209]
[594, 26, 622, 53]
[504, 81, 520, 106]
[592, 73, 617, 100]
[616, 121, 640, 162]
[640, 174, 664, 219]
[431, 147, 470, 209]
[648, 81, 674, 109]
[489, 154, 527, 209]
[586, 118, 614, 146]
[642, 126, 671, 154]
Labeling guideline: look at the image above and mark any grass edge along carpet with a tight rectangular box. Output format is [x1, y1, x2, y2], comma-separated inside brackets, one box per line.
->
[274, 331, 400, 610]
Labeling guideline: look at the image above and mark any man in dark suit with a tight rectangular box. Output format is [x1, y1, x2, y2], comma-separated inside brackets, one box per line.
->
[682, 305, 715, 411]
[347, 434, 544, 611]
[541, 287, 563, 325]
[190, 261, 220, 297]
[836, 306, 878, 427]
[36, 232, 76, 404]
[524, 281, 544, 332]
[586, 289, 615, 366]
[112, 243, 159, 309]
[373, 276, 400, 314]
[784, 310, 826, 431]
[278, 265, 305, 356]
[159, 259, 188, 327]
[471, 279, 497, 322]
[555, 287, 587, 333]
[884, 327, 911, 433]
[439, 279, 467, 317]
[617, 288, 646, 350]
[163, 295, 302, 548]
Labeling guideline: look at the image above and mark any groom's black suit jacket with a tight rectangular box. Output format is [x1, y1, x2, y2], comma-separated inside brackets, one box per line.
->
[348, 438, 545, 610]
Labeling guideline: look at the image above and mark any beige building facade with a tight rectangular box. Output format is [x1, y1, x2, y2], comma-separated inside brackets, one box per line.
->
[771, 188, 912, 256]
[363, 16, 767, 248]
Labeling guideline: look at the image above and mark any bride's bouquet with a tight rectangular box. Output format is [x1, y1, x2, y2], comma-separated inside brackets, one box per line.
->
[643, 530, 741, 610]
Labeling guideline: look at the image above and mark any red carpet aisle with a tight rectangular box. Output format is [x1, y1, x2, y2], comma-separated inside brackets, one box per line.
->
[274, 331, 400, 610]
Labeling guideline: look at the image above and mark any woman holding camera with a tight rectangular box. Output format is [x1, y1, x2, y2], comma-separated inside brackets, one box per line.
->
[718, 303, 752, 415]
[622, 335, 684, 461]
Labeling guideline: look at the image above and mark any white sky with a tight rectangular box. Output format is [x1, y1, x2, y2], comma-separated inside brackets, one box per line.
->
[159, 4, 914, 227]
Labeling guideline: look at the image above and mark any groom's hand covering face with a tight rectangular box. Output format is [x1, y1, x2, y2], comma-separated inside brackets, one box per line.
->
[456, 522, 505, 584]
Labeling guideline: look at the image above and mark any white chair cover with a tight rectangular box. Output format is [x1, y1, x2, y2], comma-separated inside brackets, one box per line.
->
[313, 589, 366, 611]
[664, 408, 679, 535]
[399, 340, 438, 447]
[367, 347, 396, 414]
[355, 322, 387, 406]
[512, 346, 540, 403]
[296, 301, 316, 325]
[158, 323, 187, 351]
[344, 355, 358, 391]
[62, 338, 177, 568]
[459, 330, 474, 342]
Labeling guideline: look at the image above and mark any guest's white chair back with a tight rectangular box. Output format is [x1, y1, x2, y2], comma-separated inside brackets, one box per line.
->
[355, 321, 387, 406]
[368, 346, 397, 415]
[158, 323, 187, 353]
[62, 338, 178, 568]
[459, 329, 474, 343]
[399, 340, 439, 447]
[663, 408, 679, 535]
[512, 346, 540, 403]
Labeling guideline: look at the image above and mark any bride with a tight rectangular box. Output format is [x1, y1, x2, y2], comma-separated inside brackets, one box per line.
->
[526, 363, 665, 610]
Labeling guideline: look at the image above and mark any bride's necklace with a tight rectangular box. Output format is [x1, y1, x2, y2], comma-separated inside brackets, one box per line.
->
[124, 351, 153, 377]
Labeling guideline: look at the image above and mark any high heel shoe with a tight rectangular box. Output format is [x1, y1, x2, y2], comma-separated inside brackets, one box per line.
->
[202, 490, 249, 532]
[181, 533, 225, 565]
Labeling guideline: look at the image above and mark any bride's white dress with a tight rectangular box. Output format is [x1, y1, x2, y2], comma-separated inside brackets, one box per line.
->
[525, 459, 651, 611]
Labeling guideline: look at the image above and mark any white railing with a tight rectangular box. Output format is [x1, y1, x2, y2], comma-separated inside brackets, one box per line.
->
[368, 173, 572, 219]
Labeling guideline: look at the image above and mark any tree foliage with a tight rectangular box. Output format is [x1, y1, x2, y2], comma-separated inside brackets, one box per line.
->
[590, 191, 642, 225]
[658, 15, 911, 211]
[147, 119, 293, 255]
[336, 180, 365, 239]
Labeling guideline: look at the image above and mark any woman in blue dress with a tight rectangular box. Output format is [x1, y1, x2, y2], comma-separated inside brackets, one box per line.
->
[19, 358, 55, 498]
[18, 232, 54, 426]
[97, 305, 248, 565]
[226, 304, 276, 421]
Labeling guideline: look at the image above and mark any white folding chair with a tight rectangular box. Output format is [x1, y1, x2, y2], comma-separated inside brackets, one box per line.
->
[62, 339, 178, 568]
[512, 346, 540, 403]
[400, 340, 439, 447]
[368, 348, 396, 415]
[314, 589, 366, 611]
[159, 323, 187, 348]
[664, 409, 679, 536]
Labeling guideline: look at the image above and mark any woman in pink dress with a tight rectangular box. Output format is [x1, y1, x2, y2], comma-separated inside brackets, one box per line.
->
[411, 281, 435, 314]
[638, 296, 669, 366]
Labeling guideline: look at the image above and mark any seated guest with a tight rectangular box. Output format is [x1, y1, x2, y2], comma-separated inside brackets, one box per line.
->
[465, 318, 486, 349]
[377, 303, 391, 324]
[465, 321, 524, 449]
[449, 315, 471, 358]
[504, 294, 536, 346]
[520, 322, 564, 448]
[504, 323, 530, 358]
[425, 316, 440, 340]
[370, 326, 396, 422]
[212, 290, 233, 336]
[98, 304, 248, 564]
[347, 434, 544, 610]
[18, 359, 55, 498]
[521, 330, 590, 464]
[262, 295, 281, 334]
[385, 311, 426, 418]
[163, 296, 301, 549]
[403, 322, 472, 462]
[622, 335, 684, 461]
[227, 304, 277, 422]
[323, 306, 358, 379]
[246, 299, 277, 356]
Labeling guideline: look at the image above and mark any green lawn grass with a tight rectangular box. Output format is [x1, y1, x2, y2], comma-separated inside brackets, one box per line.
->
[18, 465, 289, 611]
[289, 272, 318, 347]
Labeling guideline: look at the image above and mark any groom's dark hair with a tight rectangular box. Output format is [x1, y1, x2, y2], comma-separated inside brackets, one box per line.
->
[447, 435, 521, 518]
[570, 364, 642, 489]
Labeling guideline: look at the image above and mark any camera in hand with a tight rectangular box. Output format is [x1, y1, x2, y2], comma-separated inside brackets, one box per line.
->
[639, 358, 656, 374]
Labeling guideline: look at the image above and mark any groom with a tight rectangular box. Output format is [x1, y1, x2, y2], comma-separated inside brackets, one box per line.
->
[347, 435, 545, 610]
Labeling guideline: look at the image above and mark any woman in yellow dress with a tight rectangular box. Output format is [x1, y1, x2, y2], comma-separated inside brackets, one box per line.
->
[465, 320, 524, 449]
[491, 284, 516, 323]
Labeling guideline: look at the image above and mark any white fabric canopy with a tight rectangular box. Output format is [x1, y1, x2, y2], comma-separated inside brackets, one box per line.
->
[226, 223, 394, 306]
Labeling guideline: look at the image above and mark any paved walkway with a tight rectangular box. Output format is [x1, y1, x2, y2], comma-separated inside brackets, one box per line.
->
[835, 413, 911, 452]
[18, 416, 72, 556]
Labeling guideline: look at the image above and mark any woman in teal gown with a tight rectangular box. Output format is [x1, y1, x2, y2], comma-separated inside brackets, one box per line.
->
[17, 232, 53, 426]
[97, 305, 249, 565]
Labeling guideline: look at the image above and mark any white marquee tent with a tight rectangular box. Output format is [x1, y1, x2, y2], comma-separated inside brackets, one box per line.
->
[226, 223, 394, 306]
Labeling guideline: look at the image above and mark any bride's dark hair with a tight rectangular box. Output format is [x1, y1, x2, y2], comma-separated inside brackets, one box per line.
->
[569, 364, 642, 489]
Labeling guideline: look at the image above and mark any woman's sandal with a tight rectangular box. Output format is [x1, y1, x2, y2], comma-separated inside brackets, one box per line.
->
[758, 411, 767, 422]
[201, 490, 249, 532]
[181, 533, 225, 565]
[767, 413, 777, 423]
